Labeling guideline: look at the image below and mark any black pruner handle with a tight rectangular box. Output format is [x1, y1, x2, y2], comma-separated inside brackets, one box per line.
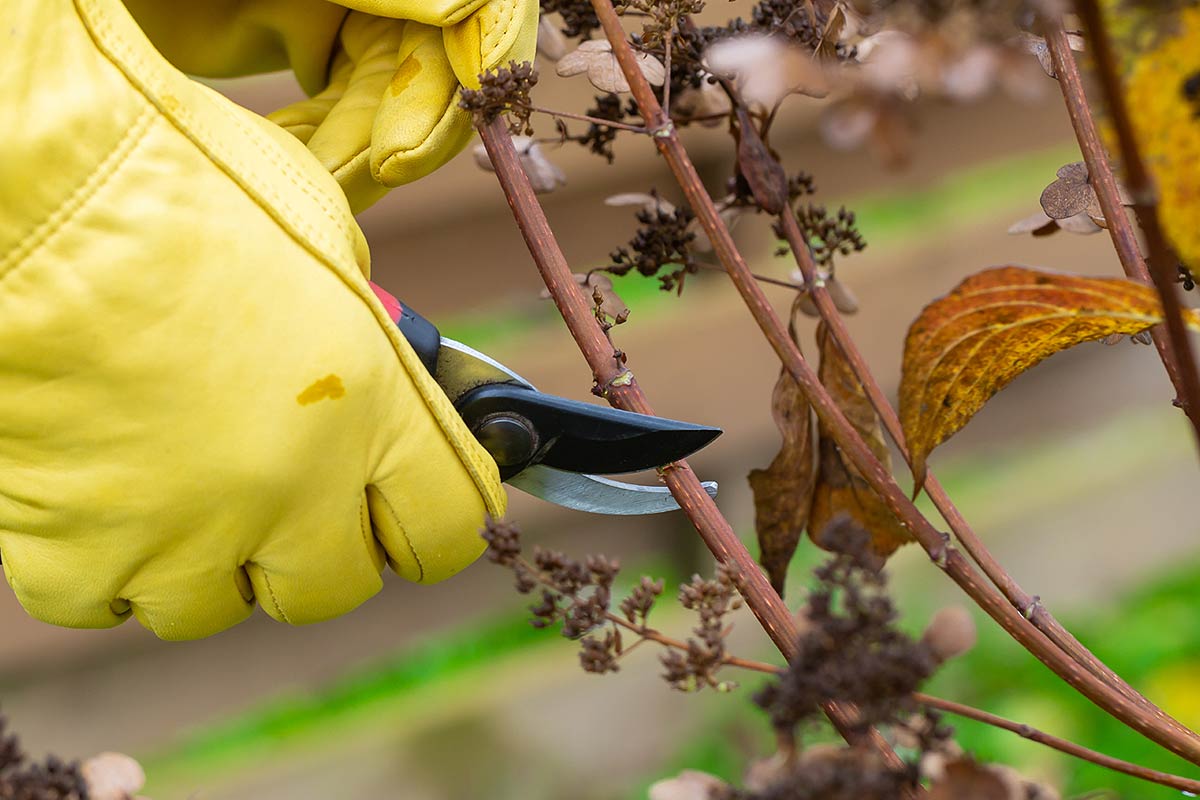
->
[370, 281, 441, 375]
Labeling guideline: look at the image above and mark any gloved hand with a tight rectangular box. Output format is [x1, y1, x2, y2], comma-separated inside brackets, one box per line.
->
[0, 0, 506, 640]
[122, 0, 540, 211]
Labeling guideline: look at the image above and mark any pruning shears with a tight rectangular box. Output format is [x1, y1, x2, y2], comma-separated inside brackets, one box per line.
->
[370, 283, 721, 515]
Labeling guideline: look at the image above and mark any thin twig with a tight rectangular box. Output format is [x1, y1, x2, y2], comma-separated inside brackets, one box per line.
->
[523, 104, 649, 133]
[474, 115, 902, 765]
[585, 0, 1200, 765]
[916, 693, 1200, 794]
[1043, 20, 1199, 442]
[1071, 2, 1200, 443]
[604, 612, 782, 676]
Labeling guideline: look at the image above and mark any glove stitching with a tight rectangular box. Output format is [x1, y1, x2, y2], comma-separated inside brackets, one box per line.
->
[0, 107, 154, 285]
[251, 564, 292, 624]
[479, 0, 515, 68]
[79, 0, 505, 518]
[78, 1, 355, 260]
[370, 487, 425, 582]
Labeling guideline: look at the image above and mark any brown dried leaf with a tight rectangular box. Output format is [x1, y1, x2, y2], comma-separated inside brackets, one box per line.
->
[536, 14, 570, 62]
[706, 35, 830, 108]
[900, 266, 1200, 487]
[809, 322, 911, 560]
[472, 138, 566, 193]
[736, 107, 789, 214]
[929, 758, 1015, 800]
[1006, 209, 1059, 236]
[1039, 161, 1093, 219]
[749, 298, 816, 596]
[556, 39, 665, 93]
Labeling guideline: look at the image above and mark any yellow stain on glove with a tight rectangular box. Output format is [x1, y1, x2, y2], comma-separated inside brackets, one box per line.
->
[0, 0, 505, 640]
[123, 0, 539, 211]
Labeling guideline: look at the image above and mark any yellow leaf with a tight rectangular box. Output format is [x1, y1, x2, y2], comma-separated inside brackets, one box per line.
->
[809, 322, 911, 561]
[1123, 6, 1200, 271]
[900, 266, 1197, 488]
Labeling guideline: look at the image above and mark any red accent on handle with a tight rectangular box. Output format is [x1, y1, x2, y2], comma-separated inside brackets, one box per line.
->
[369, 281, 404, 325]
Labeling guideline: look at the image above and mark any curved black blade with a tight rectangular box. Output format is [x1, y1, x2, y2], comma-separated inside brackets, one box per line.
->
[456, 383, 721, 478]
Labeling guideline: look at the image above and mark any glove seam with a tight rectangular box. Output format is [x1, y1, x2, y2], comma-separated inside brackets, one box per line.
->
[76, 0, 506, 519]
[369, 487, 425, 582]
[250, 563, 291, 624]
[0, 107, 154, 286]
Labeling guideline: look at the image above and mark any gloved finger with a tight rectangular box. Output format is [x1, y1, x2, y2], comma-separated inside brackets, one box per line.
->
[269, 49, 354, 145]
[243, 493, 387, 626]
[0, 534, 129, 630]
[332, 0, 490, 28]
[366, 409, 499, 585]
[368, 21, 474, 193]
[442, 0, 539, 89]
[268, 13, 406, 210]
[121, 564, 256, 642]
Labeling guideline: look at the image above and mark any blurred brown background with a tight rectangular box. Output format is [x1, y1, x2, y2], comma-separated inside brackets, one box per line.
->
[3, 49, 1197, 800]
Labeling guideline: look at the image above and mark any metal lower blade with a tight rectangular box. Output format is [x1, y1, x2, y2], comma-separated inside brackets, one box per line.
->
[507, 464, 718, 515]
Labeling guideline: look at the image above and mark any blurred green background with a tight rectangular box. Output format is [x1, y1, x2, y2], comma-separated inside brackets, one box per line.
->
[4, 32, 1200, 800]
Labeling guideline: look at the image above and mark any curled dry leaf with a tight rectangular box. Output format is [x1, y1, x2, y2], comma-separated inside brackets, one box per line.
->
[691, 204, 744, 253]
[1007, 209, 1102, 237]
[1017, 31, 1085, 79]
[473, 138, 566, 194]
[809, 322, 911, 560]
[605, 192, 675, 215]
[556, 39, 665, 94]
[899, 266, 1200, 487]
[536, 15, 570, 62]
[82, 752, 146, 800]
[735, 107, 789, 215]
[748, 297, 816, 597]
[792, 274, 859, 317]
[1039, 161, 1093, 220]
[706, 34, 830, 109]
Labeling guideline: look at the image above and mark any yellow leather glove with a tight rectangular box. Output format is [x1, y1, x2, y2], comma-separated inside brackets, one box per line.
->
[122, 0, 539, 211]
[0, 0, 505, 640]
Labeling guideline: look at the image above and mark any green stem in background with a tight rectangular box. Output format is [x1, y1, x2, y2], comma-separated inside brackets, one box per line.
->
[585, 0, 1200, 767]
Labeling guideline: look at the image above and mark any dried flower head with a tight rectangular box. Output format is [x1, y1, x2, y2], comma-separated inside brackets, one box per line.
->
[459, 61, 540, 133]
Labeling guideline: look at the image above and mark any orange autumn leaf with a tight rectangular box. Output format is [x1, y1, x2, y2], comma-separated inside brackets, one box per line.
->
[809, 322, 911, 561]
[748, 299, 815, 597]
[900, 266, 1199, 487]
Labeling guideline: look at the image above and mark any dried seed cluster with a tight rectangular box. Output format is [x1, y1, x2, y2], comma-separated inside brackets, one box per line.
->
[661, 566, 744, 692]
[481, 519, 744, 688]
[459, 61, 540, 133]
[753, 520, 938, 736]
[607, 199, 699, 292]
[0, 716, 87, 800]
[776, 205, 868, 269]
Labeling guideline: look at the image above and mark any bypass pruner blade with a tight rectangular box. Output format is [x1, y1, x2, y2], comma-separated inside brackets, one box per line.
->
[371, 282, 720, 514]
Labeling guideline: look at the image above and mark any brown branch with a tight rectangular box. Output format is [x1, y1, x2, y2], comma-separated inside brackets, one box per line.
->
[777, 213, 1196, 746]
[1043, 19, 1200, 446]
[585, 0, 1200, 766]
[916, 693, 1200, 794]
[473, 116, 906, 770]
